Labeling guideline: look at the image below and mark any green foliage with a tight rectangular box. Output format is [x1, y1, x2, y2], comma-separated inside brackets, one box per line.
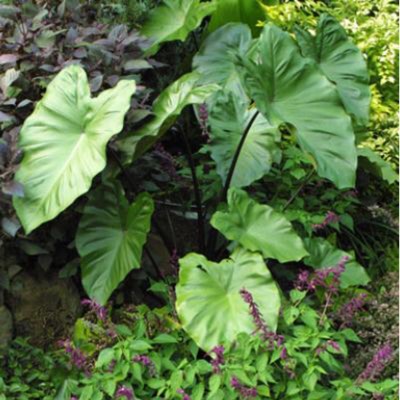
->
[175, 248, 280, 350]
[206, 92, 280, 188]
[141, 0, 217, 55]
[211, 188, 308, 262]
[303, 238, 370, 289]
[76, 180, 154, 305]
[295, 14, 370, 130]
[13, 66, 136, 234]
[118, 72, 219, 164]
[206, 0, 268, 36]
[236, 23, 357, 189]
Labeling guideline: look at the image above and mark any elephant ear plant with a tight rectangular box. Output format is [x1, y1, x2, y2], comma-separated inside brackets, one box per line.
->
[11, 9, 380, 352]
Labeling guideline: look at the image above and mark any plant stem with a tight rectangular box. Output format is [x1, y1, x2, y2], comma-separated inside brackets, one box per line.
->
[282, 169, 315, 211]
[221, 110, 260, 201]
[206, 110, 260, 258]
[178, 125, 206, 253]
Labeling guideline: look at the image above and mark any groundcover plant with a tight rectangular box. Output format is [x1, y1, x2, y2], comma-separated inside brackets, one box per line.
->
[0, 0, 398, 399]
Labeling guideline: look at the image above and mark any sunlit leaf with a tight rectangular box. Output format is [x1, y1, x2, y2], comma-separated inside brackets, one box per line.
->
[13, 65, 135, 233]
[176, 248, 280, 351]
[237, 24, 357, 189]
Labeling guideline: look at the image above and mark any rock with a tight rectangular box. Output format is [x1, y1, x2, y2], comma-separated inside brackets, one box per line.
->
[6, 271, 81, 347]
[0, 305, 13, 350]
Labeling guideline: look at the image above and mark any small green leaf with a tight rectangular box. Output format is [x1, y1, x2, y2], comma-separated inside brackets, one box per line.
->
[141, 0, 217, 55]
[211, 188, 308, 262]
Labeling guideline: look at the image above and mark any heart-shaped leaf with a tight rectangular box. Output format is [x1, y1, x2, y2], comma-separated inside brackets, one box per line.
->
[295, 15, 370, 128]
[141, 0, 217, 55]
[118, 72, 219, 164]
[176, 248, 280, 351]
[76, 180, 154, 305]
[13, 65, 135, 233]
[237, 23, 357, 189]
[206, 92, 281, 188]
[303, 237, 370, 288]
[211, 188, 308, 262]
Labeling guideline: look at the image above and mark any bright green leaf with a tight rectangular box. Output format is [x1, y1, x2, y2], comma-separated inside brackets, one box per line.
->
[118, 72, 219, 164]
[303, 238, 370, 288]
[141, 0, 217, 55]
[76, 180, 154, 305]
[13, 65, 135, 233]
[296, 15, 370, 128]
[237, 24, 357, 189]
[176, 247, 280, 351]
[211, 188, 308, 262]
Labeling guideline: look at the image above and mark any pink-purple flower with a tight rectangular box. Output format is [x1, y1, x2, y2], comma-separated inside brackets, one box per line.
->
[210, 345, 225, 373]
[133, 354, 156, 376]
[312, 211, 340, 231]
[231, 376, 257, 398]
[357, 344, 393, 382]
[337, 293, 368, 328]
[240, 288, 285, 350]
[81, 298, 107, 321]
[115, 385, 134, 400]
[198, 103, 209, 140]
[177, 388, 191, 400]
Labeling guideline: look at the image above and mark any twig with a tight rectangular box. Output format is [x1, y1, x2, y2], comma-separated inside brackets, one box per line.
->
[282, 169, 315, 211]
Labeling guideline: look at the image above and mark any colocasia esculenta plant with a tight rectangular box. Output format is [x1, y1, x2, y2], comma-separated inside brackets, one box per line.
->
[3, 0, 397, 398]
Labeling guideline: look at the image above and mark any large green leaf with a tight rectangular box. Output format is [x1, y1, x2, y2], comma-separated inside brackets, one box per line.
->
[211, 188, 308, 262]
[193, 23, 252, 96]
[141, 0, 217, 55]
[206, 0, 268, 36]
[118, 72, 219, 164]
[206, 92, 280, 188]
[295, 15, 370, 128]
[237, 23, 357, 189]
[357, 147, 398, 185]
[76, 180, 154, 305]
[13, 65, 135, 234]
[303, 238, 370, 289]
[176, 248, 280, 351]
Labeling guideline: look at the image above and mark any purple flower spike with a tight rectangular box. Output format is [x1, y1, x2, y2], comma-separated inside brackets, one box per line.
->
[133, 354, 156, 376]
[81, 298, 108, 321]
[210, 345, 225, 373]
[177, 388, 191, 400]
[115, 385, 134, 400]
[240, 288, 284, 349]
[357, 344, 393, 382]
[198, 103, 209, 140]
[230, 376, 257, 398]
[312, 211, 340, 231]
[338, 293, 368, 328]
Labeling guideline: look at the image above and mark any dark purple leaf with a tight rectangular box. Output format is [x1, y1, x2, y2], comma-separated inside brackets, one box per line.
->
[1, 217, 20, 237]
[106, 75, 119, 87]
[90, 74, 103, 92]
[0, 111, 14, 122]
[0, 54, 18, 65]
[2, 181, 24, 197]
[123, 59, 152, 71]
[108, 25, 128, 43]
[73, 47, 87, 58]
[17, 99, 32, 108]
[65, 27, 78, 43]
